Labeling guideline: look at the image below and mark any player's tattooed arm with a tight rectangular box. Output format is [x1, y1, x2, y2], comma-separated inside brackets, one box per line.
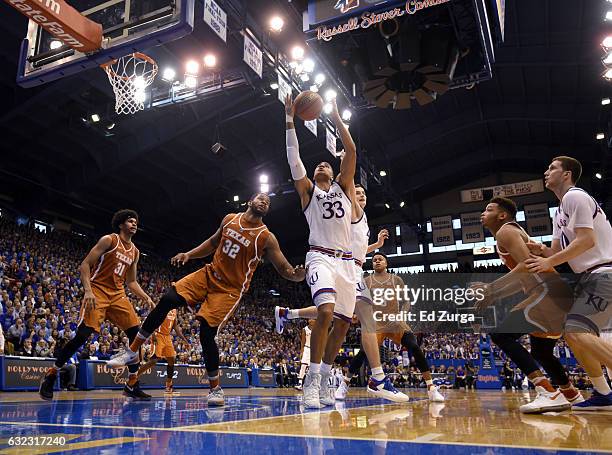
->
[79, 234, 113, 309]
[264, 233, 306, 282]
[126, 252, 154, 306]
[171, 214, 233, 266]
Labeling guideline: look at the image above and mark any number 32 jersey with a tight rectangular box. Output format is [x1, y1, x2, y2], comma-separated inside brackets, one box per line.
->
[211, 213, 270, 292]
[304, 181, 352, 252]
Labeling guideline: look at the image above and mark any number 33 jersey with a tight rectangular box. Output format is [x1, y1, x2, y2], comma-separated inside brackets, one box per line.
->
[304, 181, 352, 252]
[211, 213, 270, 292]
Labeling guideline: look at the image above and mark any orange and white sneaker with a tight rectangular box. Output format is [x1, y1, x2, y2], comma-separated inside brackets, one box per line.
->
[519, 386, 571, 414]
[560, 387, 585, 405]
[164, 380, 174, 394]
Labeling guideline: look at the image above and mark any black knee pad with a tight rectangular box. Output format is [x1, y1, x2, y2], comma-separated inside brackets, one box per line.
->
[401, 332, 429, 373]
[124, 325, 140, 344]
[141, 287, 186, 337]
[54, 324, 94, 368]
[74, 324, 95, 345]
[198, 317, 220, 376]
[530, 336, 569, 386]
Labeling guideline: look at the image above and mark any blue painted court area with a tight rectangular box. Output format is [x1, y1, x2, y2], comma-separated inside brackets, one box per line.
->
[0, 391, 608, 454]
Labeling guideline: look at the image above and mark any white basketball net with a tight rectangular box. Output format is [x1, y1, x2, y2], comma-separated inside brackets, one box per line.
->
[102, 52, 158, 115]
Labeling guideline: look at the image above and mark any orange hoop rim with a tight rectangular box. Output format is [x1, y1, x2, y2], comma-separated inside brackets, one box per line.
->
[101, 52, 158, 80]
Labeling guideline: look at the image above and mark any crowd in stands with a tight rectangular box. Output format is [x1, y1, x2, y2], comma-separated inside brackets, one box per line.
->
[0, 217, 598, 392]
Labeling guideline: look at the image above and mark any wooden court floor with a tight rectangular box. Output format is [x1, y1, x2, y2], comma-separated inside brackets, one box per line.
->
[0, 388, 610, 454]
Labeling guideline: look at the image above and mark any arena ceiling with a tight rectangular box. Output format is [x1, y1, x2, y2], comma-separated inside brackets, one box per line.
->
[0, 0, 610, 258]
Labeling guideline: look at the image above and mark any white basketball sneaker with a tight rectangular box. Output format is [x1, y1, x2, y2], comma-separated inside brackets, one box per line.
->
[519, 386, 571, 414]
[335, 380, 349, 401]
[319, 372, 335, 406]
[207, 386, 225, 407]
[303, 372, 323, 409]
[367, 376, 410, 403]
[427, 385, 445, 402]
[107, 348, 139, 368]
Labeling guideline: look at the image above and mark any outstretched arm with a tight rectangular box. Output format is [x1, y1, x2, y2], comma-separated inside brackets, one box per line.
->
[173, 319, 190, 346]
[285, 94, 314, 210]
[367, 229, 389, 254]
[332, 99, 357, 192]
[264, 233, 306, 282]
[170, 214, 233, 266]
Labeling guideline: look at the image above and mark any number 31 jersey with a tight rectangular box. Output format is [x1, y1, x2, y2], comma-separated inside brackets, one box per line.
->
[211, 213, 270, 292]
[304, 181, 352, 252]
[91, 233, 137, 293]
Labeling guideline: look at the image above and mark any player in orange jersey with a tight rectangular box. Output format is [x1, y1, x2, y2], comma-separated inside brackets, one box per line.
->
[108, 193, 305, 406]
[40, 209, 155, 401]
[137, 309, 190, 394]
[474, 197, 582, 413]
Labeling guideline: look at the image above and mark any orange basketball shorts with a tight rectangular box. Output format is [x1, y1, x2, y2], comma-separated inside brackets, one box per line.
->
[152, 333, 176, 359]
[79, 285, 140, 332]
[174, 264, 242, 327]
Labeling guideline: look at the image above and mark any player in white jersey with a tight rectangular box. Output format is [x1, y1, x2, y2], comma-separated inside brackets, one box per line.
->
[526, 156, 612, 411]
[285, 94, 357, 408]
[275, 183, 409, 403]
[296, 320, 315, 390]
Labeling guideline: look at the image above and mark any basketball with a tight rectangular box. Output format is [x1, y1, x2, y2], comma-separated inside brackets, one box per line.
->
[294, 90, 324, 121]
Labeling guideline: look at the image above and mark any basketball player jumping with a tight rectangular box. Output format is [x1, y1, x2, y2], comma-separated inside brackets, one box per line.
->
[476, 197, 582, 413]
[276, 183, 409, 402]
[525, 156, 612, 411]
[108, 193, 305, 406]
[285, 94, 358, 408]
[40, 210, 155, 401]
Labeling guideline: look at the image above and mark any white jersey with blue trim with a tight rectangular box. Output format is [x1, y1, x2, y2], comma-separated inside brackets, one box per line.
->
[351, 211, 370, 264]
[304, 181, 352, 251]
[553, 187, 612, 273]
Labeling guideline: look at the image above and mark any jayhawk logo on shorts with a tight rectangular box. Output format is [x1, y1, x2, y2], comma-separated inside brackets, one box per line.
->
[334, 0, 359, 14]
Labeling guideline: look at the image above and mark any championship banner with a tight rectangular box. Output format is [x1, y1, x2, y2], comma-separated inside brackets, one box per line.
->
[400, 223, 420, 253]
[461, 179, 544, 203]
[431, 215, 454, 246]
[243, 34, 263, 78]
[78, 361, 248, 389]
[524, 203, 552, 237]
[203, 0, 227, 43]
[460, 212, 484, 244]
[278, 73, 292, 105]
[0, 356, 61, 391]
[305, 119, 318, 136]
[326, 128, 337, 156]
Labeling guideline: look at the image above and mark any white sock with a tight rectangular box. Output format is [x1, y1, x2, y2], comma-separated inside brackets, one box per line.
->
[426, 379, 434, 389]
[288, 309, 300, 320]
[591, 375, 612, 395]
[309, 362, 320, 374]
[371, 366, 385, 381]
[320, 362, 332, 375]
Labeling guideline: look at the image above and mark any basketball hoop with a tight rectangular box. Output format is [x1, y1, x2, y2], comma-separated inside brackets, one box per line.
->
[102, 52, 158, 115]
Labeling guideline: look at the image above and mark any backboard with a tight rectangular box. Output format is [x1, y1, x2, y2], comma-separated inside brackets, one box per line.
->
[16, 0, 194, 88]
